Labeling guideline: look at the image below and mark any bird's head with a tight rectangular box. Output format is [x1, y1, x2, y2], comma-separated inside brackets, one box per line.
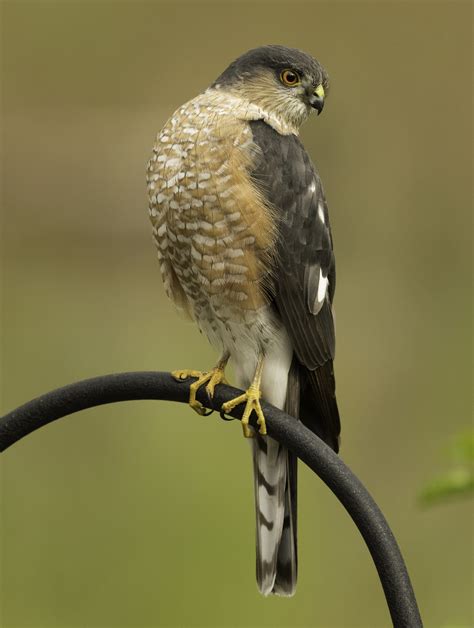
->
[212, 45, 329, 132]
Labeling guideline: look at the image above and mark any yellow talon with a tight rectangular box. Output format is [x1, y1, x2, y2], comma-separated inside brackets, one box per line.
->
[221, 357, 266, 438]
[172, 355, 228, 416]
[205, 368, 228, 398]
[173, 369, 203, 381]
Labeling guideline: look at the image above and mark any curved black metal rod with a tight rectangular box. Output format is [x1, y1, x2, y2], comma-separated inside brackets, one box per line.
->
[0, 371, 422, 627]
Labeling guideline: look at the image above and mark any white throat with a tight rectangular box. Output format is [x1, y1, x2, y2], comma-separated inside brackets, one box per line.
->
[207, 86, 304, 136]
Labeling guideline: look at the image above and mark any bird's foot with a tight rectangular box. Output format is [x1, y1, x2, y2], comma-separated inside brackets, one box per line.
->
[172, 366, 228, 416]
[221, 383, 266, 438]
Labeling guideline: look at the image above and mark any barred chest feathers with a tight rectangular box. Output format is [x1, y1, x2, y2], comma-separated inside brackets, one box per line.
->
[146, 89, 286, 355]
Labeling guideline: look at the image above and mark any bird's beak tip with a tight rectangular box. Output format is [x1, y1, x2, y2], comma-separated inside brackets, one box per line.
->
[310, 96, 325, 115]
[309, 84, 325, 115]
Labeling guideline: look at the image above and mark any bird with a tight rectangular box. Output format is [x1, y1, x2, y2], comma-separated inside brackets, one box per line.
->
[147, 45, 341, 597]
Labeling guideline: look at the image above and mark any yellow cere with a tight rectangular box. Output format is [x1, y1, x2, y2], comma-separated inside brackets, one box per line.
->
[314, 84, 325, 98]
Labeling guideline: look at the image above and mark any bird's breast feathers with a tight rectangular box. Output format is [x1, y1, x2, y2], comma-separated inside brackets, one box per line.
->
[147, 90, 280, 323]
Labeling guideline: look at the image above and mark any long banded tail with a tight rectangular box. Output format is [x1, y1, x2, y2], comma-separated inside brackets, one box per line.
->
[252, 359, 300, 596]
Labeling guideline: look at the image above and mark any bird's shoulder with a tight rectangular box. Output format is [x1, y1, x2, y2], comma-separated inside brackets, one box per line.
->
[248, 119, 335, 300]
[246, 120, 337, 370]
[248, 119, 323, 213]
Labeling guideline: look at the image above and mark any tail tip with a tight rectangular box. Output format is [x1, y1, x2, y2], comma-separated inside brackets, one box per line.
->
[257, 579, 297, 597]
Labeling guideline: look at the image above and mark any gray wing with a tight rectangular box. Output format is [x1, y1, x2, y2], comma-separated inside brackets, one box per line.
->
[249, 120, 340, 451]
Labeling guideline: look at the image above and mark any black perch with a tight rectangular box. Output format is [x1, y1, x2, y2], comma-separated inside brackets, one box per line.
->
[0, 371, 422, 627]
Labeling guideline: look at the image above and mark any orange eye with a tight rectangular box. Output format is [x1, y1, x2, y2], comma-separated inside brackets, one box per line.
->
[280, 69, 300, 87]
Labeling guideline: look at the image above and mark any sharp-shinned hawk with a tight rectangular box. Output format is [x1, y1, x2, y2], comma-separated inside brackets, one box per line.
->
[147, 45, 341, 597]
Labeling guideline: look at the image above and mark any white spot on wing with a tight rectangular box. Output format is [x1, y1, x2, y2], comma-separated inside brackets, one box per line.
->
[318, 202, 325, 224]
[317, 269, 328, 303]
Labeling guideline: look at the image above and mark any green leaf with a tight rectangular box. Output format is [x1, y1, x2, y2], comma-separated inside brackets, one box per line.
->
[419, 428, 473, 506]
[449, 430, 474, 464]
[420, 467, 474, 505]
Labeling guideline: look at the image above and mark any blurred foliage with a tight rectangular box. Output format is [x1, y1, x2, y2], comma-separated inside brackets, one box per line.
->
[420, 430, 474, 505]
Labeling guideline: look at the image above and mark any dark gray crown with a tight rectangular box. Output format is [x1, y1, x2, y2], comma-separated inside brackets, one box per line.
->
[213, 45, 329, 89]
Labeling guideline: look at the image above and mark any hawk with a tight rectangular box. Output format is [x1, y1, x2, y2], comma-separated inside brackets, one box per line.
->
[147, 45, 341, 597]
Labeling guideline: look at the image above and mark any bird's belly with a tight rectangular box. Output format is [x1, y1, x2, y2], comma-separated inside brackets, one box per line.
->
[167, 203, 275, 350]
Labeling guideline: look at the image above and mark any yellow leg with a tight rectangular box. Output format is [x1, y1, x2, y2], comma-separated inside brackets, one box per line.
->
[172, 352, 229, 416]
[221, 357, 266, 438]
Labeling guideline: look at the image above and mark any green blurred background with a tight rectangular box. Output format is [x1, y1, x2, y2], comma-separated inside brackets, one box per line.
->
[1, 1, 472, 626]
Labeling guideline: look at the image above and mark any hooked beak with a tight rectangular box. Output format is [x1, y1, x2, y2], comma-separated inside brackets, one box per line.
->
[309, 84, 325, 115]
